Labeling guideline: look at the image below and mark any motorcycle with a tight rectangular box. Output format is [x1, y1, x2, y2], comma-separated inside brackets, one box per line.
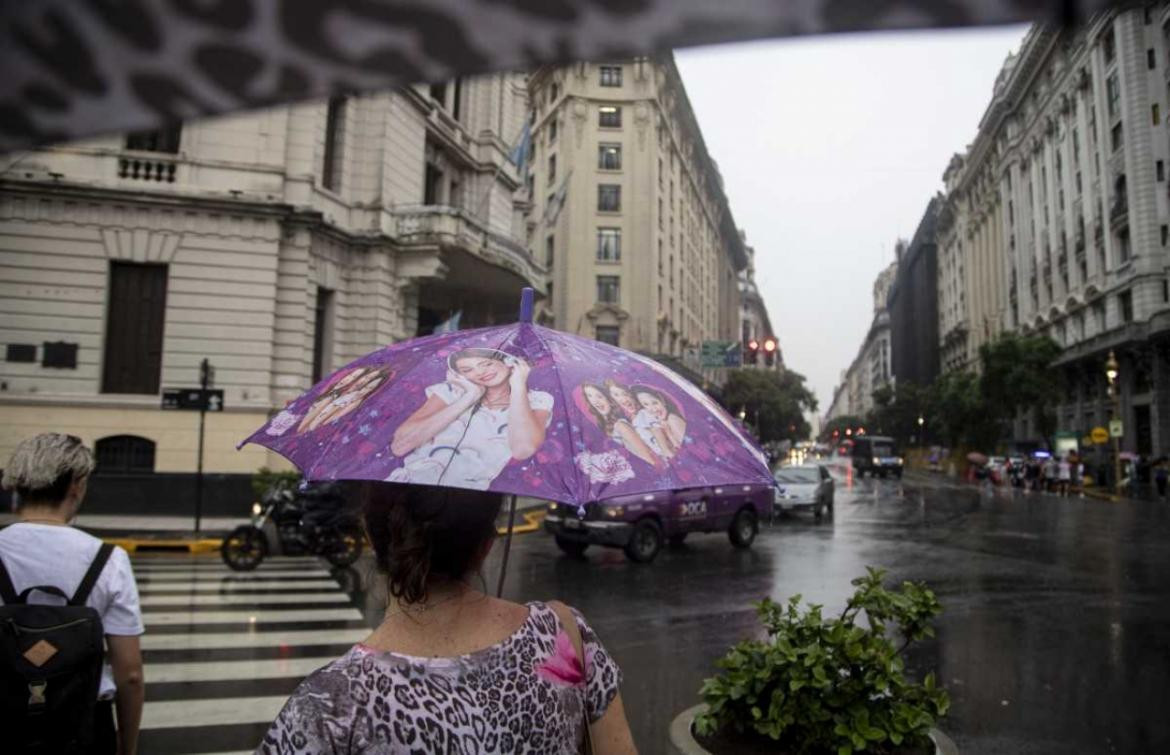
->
[221, 480, 364, 571]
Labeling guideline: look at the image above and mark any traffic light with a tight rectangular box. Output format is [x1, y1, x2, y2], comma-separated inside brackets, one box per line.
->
[745, 338, 760, 365]
[763, 337, 777, 367]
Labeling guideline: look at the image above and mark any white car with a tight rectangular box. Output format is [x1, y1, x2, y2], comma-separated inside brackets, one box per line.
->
[773, 465, 835, 520]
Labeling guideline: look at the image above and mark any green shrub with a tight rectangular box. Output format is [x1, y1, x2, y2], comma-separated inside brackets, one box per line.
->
[694, 567, 949, 754]
[250, 467, 300, 499]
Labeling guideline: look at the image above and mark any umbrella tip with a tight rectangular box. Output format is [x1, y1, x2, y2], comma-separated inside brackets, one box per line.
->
[519, 287, 534, 324]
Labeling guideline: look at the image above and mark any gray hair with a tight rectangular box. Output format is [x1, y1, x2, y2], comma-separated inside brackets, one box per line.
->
[2, 433, 96, 501]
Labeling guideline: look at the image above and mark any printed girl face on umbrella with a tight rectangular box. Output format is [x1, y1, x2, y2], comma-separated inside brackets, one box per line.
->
[633, 385, 687, 449]
[605, 380, 639, 418]
[388, 348, 553, 491]
[297, 366, 393, 433]
[581, 383, 662, 470]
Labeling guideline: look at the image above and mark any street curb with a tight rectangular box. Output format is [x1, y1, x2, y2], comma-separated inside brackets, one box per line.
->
[101, 510, 547, 555]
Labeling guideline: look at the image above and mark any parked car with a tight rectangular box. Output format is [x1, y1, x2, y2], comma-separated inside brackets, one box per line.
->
[851, 435, 904, 478]
[773, 464, 834, 519]
[543, 483, 774, 563]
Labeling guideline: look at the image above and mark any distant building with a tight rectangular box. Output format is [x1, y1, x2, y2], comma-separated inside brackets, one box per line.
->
[740, 243, 783, 371]
[824, 258, 897, 427]
[0, 76, 537, 510]
[526, 57, 748, 383]
[888, 198, 942, 388]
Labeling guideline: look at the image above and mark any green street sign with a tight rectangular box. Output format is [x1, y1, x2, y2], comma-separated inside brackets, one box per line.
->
[701, 340, 741, 368]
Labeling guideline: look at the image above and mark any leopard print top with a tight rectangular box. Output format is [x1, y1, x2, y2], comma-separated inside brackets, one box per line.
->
[257, 602, 621, 754]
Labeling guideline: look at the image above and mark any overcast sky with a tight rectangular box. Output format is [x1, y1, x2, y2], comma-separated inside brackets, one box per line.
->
[676, 25, 1030, 414]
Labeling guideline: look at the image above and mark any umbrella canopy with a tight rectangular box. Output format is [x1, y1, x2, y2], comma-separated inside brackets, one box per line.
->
[0, 1, 1124, 153]
[966, 452, 989, 466]
[241, 294, 772, 506]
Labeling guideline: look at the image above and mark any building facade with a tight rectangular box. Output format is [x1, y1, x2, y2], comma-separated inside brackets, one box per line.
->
[939, 5, 1170, 456]
[824, 259, 897, 426]
[888, 198, 942, 389]
[740, 244, 783, 371]
[0, 75, 540, 507]
[525, 57, 747, 381]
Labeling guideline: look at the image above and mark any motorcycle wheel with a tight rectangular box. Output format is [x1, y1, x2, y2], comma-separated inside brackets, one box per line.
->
[325, 523, 364, 568]
[221, 526, 267, 571]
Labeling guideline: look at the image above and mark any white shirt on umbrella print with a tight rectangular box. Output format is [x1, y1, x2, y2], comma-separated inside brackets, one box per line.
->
[387, 349, 553, 490]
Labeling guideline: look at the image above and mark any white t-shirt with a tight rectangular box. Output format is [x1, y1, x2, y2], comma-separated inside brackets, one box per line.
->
[388, 382, 554, 490]
[632, 410, 669, 456]
[0, 523, 144, 699]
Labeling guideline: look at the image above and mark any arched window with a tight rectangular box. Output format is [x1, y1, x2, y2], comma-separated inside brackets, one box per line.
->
[95, 435, 156, 474]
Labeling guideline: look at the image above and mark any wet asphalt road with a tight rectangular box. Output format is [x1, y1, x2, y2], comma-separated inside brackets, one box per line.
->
[346, 471, 1170, 754]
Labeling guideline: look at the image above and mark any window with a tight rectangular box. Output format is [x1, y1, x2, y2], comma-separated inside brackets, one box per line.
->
[595, 326, 620, 346]
[1160, 161, 1166, 182]
[125, 126, 181, 154]
[545, 235, 555, 267]
[102, 262, 168, 394]
[322, 97, 346, 191]
[596, 276, 620, 304]
[1164, 279, 1169, 302]
[599, 106, 621, 128]
[452, 78, 463, 121]
[548, 154, 556, 185]
[597, 228, 621, 261]
[1119, 290, 1133, 323]
[1150, 49, 1158, 69]
[1111, 121, 1124, 152]
[598, 143, 622, 170]
[1119, 229, 1132, 263]
[549, 120, 558, 143]
[424, 164, 442, 204]
[312, 287, 335, 383]
[600, 66, 622, 87]
[598, 184, 621, 212]
[1106, 74, 1120, 118]
[95, 436, 156, 474]
[550, 82, 560, 101]
[1163, 225, 1168, 245]
[1104, 25, 1116, 64]
[429, 82, 447, 107]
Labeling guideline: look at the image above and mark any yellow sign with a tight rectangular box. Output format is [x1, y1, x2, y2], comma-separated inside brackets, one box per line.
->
[1090, 426, 1110, 444]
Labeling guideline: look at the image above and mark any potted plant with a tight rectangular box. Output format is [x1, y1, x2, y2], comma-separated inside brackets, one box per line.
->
[673, 568, 953, 754]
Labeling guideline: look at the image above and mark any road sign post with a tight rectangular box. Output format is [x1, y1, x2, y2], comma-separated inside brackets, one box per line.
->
[701, 340, 742, 368]
[161, 360, 223, 533]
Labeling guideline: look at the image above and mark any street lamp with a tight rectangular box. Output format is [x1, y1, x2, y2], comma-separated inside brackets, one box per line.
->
[737, 407, 747, 421]
[1105, 350, 1122, 496]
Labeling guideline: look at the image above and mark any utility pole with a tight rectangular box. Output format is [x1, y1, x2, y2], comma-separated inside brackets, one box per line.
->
[195, 358, 212, 532]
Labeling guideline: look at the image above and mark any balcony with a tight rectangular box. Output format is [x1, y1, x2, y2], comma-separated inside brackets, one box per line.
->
[392, 204, 542, 287]
[117, 152, 178, 183]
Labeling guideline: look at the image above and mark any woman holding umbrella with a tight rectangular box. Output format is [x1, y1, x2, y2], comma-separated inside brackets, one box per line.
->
[259, 483, 637, 753]
[389, 348, 552, 490]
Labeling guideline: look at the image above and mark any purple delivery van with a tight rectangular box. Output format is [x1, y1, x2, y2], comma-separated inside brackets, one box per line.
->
[543, 483, 774, 563]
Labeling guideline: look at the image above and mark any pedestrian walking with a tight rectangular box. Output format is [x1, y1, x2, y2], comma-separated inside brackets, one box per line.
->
[1057, 455, 1072, 497]
[260, 483, 638, 754]
[0, 433, 145, 755]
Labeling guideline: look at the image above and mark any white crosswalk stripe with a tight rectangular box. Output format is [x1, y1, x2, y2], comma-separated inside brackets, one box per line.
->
[130, 555, 369, 753]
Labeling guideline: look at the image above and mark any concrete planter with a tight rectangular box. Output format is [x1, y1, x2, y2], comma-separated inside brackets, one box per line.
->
[669, 704, 958, 755]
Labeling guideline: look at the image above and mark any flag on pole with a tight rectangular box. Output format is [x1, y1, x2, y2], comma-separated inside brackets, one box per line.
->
[508, 121, 532, 175]
[543, 170, 572, 226]
[433, 310, 462, 334]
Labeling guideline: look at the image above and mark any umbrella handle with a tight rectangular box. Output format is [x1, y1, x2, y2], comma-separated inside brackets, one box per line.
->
[496, 494, 519, 598]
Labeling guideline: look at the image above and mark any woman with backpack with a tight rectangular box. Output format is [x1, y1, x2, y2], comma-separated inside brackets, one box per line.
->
[260, 482, 638, 753]
[0, 433, 144, 755]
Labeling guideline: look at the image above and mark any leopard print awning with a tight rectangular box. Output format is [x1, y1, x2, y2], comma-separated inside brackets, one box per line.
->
[0, 0, 1125, 153]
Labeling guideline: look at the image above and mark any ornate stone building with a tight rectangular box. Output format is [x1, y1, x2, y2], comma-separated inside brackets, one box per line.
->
[525, 57, 747, 382]
[939, 5, 1170, 455]
[0, 76, 540, 505]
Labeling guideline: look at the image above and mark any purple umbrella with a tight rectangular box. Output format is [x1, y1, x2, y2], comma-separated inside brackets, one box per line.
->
[240, 288, 772, 590]
[242, 289, 771, 502]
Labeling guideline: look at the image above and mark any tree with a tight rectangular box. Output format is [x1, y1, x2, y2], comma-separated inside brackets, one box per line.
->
[979, 332, 1062, 442]
[928, 370, 998, 448]
[721, 369, 818, 443]
[867, 382, 930, 446]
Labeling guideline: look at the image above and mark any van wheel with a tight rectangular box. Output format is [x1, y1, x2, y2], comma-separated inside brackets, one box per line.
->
[728, 509, 758, 549]
[555, 536, 588, 557]
[668, 533, 688, 548]
[625, 519, 663, 563]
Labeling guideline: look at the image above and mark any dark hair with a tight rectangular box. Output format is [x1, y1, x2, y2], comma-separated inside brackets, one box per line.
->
[631, 384, 680, 416]
[581, 382, 620, 434]
[361, 483, 503, 604]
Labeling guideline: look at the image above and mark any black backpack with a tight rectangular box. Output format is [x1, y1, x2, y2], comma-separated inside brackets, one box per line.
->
[0, 543, 113, 754]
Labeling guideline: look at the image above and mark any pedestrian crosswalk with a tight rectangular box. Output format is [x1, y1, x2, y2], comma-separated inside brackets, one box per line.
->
[132, 555, 372, 754]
